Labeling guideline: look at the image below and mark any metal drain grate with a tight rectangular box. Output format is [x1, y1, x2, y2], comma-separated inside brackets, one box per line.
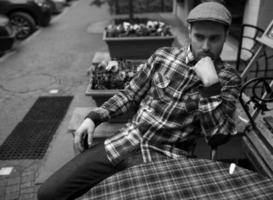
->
[23, 96, 73, 122]
[0, 96, 73, 160]
[0, 121, 60, 159]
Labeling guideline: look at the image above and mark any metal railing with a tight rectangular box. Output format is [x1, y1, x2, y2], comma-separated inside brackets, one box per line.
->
[239, 77, 273, 129]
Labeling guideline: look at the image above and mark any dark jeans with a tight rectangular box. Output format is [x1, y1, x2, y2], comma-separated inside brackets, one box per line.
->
[37, 142, 143, 200]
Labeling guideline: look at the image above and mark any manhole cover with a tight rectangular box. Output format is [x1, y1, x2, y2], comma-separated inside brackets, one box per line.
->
[3, 74, 56, 93]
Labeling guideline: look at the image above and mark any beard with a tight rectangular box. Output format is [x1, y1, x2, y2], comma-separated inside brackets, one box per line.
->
[195, 51, 216, 62]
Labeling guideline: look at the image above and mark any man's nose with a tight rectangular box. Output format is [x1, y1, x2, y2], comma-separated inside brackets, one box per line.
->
[202, 39, 210, 51]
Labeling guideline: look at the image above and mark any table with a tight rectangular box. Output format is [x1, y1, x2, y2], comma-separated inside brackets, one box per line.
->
[84, 157, 273, 200]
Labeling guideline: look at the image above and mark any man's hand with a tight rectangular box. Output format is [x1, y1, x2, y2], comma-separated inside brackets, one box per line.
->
[193, 57, 219, 87]
[74, 118, 95, 153]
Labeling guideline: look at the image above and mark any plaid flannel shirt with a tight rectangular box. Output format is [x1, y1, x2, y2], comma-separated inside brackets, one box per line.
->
[86, 46, 241, 164]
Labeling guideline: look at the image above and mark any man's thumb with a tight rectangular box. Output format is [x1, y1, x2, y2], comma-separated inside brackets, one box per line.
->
[87, 127, 93, 147]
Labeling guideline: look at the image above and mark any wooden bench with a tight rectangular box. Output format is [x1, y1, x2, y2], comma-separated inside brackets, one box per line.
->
[242, 115, 273, 178]
[239, 77, 273, 178]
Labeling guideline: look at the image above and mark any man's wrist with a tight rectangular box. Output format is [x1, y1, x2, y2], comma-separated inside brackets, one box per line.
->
[85, 117, 95, 126]
[202, 76, 219, 87]
[85, 112, 101, 126]
[200, 82, 222, 97]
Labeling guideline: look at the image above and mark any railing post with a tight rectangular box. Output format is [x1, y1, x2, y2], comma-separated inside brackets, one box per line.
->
[240, 45, 264, 79]
[252, 79, 273, 120]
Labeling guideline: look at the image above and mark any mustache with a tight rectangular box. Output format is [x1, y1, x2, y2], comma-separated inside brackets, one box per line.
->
[199, 51, 214, 59]
[196, 51, 215, 62]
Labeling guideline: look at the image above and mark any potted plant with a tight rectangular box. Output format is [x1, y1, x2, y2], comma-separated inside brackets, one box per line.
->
[85, 58, 144, 122]
[91, 0, 175, 59]
[104, 19, 174, 59]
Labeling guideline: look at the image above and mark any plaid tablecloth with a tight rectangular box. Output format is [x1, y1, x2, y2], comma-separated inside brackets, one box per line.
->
[85, 158, 273, 200]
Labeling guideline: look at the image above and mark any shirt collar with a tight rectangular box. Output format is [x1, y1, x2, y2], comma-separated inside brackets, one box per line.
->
[185, 46, 195, 64]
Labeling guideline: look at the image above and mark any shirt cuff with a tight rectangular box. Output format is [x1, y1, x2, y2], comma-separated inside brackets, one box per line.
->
[185, 99, 198, 113]
[85, 112, 102, 126]
[85, 107, 110, 126]
[200, 82, 222, 97]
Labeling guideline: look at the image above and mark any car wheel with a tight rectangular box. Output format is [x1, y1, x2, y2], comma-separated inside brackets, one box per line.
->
[48, 0, 57, 14]
[9, 12, 36, 40]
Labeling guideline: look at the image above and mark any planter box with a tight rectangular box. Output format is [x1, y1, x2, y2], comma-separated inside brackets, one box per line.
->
[85, 84, 121, 106]
[85, 59, 144, 123]
[85, 83, 135, 123]
[103, 30, 175, 59]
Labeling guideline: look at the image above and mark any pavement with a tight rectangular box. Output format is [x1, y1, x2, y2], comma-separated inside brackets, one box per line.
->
[0, 1, 238, 199]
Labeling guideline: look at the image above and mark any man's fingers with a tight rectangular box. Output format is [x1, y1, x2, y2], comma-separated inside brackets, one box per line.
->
[73, 118, 95, 152]
[87, 127, 94, 147]
[193, 56, 219, 87]
[74, 134, 82, 152]
[74, 130, 84, 153]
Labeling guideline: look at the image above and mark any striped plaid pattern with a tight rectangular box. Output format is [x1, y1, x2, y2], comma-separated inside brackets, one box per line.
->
[86, 46, 241, 164]
[85, 158, 273, 200]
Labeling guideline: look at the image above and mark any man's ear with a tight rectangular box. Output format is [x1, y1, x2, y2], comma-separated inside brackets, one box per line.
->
[226, 29, 229, 37]
[224, 29, 229, 41]
[188, 24, 192, 38]
[188, 24, 191, 32]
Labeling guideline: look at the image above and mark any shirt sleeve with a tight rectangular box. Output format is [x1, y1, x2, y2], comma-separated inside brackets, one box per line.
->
[198, 67, 242, 147]
[85, 55, 156, 126]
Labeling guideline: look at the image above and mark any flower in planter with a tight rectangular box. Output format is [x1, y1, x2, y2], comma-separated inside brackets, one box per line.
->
[91, 59, 143, 90]
[105, 20, 172, 37]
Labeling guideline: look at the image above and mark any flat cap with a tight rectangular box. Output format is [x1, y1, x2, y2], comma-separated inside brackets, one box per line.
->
[187, 2, 231, 26]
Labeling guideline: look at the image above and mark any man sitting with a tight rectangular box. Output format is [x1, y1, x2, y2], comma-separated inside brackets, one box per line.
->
[38, 2, 241, 200]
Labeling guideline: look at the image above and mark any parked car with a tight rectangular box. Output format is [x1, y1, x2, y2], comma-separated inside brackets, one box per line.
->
[47, 0, 66, 14]
[0, 0, 52, 39]
[0, 15, 16, 56]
